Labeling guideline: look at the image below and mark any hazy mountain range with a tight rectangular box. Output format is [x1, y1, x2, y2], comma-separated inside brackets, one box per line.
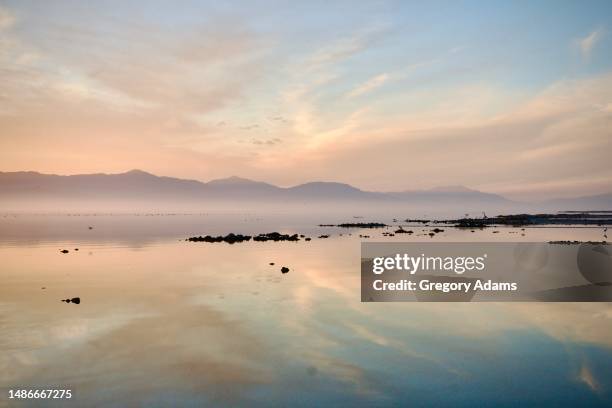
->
[0, 170, 610, 214]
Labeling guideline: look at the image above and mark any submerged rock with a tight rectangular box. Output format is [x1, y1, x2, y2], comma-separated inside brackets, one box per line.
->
[336, 223, 387, 228]
[187, 232, 300, 244]
[405, 219, 431, 224]
[252, 232, 299, 242]
[187, 233, 252, 244]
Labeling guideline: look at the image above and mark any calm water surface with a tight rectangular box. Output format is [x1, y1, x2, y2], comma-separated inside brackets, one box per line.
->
[1, 214, 611, 407]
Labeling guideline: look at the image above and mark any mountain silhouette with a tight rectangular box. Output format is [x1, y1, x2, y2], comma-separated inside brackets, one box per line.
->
[0, 170, 610, 213]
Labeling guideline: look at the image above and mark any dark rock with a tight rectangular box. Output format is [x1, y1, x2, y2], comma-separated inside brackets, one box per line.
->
[318, 235, 329, 239]
[61, 297, 80, 304]
[88, 226, 93, 230]
[428, 233, 435, 237]
[444, 213, 612, 228]
[431, 228, 444, 233]
[269, 262, 275, 265]
[252, 232, 299, 242]
[188, 233, 252, 244]
[336, 223, 387, 228]
[74, 248, 79, 251]
[395, 228, 413, 234]
[281, 267, 289, 274]
[305, 237, 312, 241]
[188, 231, 301, 244]
[60, 249, 69, 254]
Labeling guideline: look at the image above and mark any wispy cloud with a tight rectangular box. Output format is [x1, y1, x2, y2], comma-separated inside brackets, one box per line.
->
[346, 73, 389, 98]
[579, 362, 600, 392]
[575, 28, 604, 59]
[0, 6, 16, 30]
[306, 24, 388, 69]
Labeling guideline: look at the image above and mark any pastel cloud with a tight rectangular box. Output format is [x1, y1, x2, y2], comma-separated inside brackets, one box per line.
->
[346, 73, 389, 98]
[0, 6, 16, 30]
[575, 28, 604, 59]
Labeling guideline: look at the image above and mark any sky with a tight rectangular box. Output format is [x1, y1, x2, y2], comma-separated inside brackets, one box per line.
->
[0, 0, 611, 200]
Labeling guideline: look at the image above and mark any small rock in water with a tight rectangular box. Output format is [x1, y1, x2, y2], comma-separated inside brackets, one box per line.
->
[305, 237, 312, 241]
[74, 248, 79, 251]
[281, 267, 290, 274]
[88, 226, 93, 230]
[431, 228, 444, 233]
[61, 297, 80, 304]
[269, 262, 275, 265]
[60, 249, 69, 254]
[318, 235, 330, 239]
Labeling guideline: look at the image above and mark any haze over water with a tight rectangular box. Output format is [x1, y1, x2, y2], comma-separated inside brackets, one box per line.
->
[1, 214, 611, 406]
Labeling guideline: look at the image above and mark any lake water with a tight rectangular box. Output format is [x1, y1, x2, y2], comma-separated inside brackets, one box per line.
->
[1, 214, 611, 406]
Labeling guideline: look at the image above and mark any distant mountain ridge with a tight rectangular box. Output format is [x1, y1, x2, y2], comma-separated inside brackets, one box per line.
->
[0, 170, 610, 212]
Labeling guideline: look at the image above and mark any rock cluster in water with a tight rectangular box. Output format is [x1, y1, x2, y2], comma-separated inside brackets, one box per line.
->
[405, 219, 431, 224]
[253, 232, 299, 242]
[447, 213, 612, 228]
[187, 232, 300, 244]
[321, 222, 387, 228]
[61, 297, 81, 304]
